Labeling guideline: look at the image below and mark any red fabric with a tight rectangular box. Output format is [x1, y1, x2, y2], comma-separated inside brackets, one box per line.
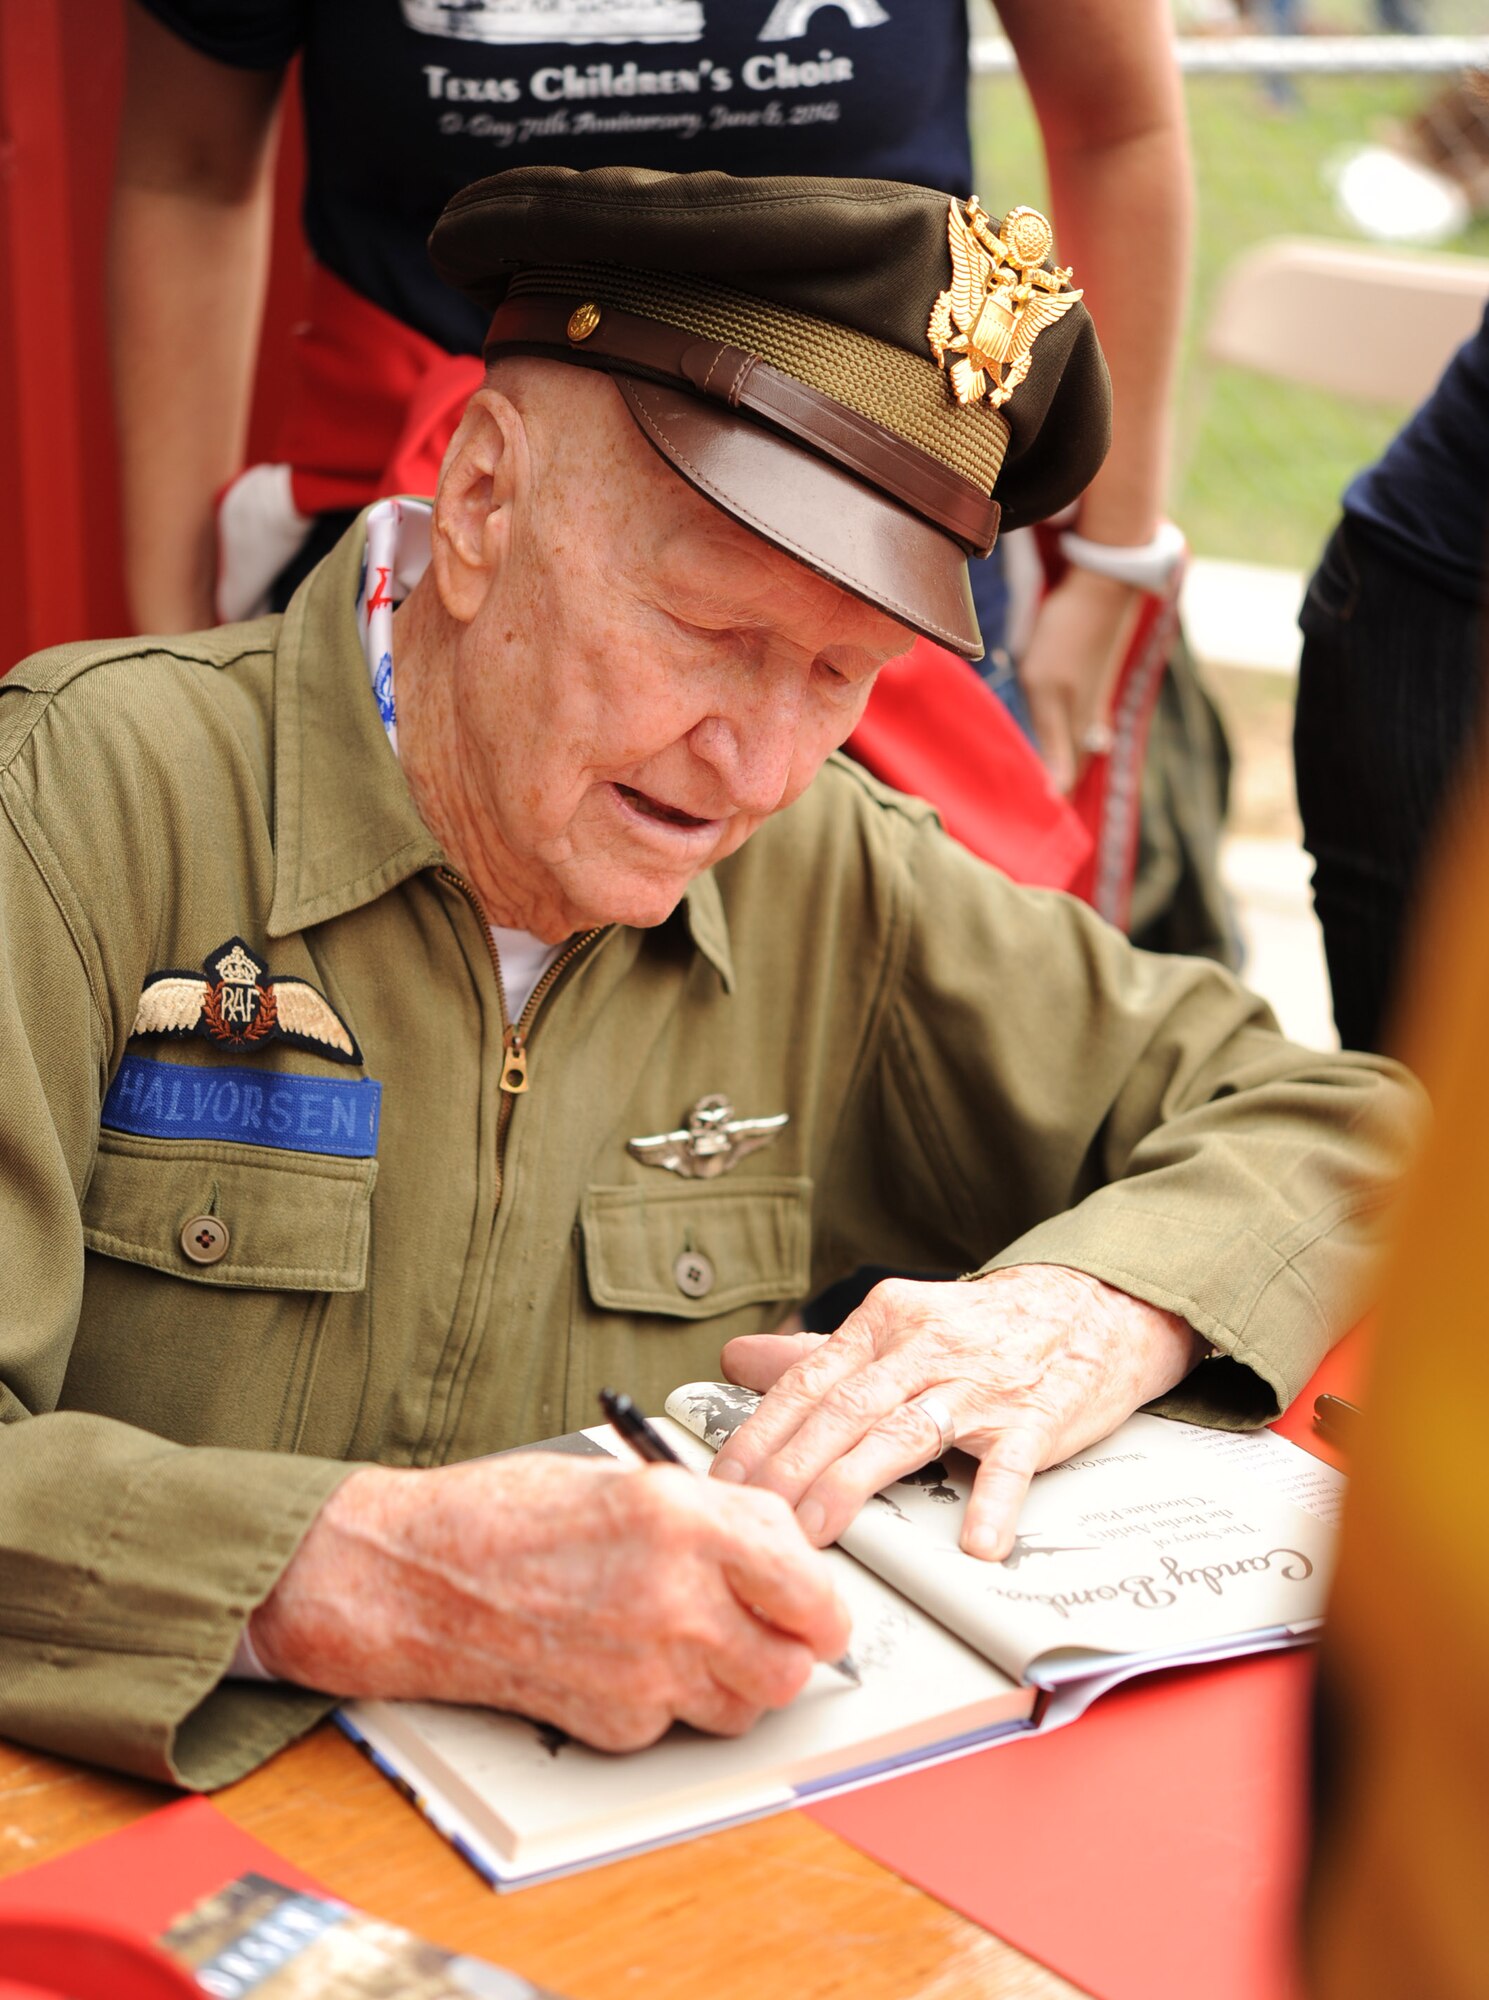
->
[0, 26, 313, 666]
[0, 1917, 198, 2000]
[0, 2, 91, 665]
[810, 1651, 1312, 2000]
[0, 1799, 324, 2000]
[847, 637, 1092, 891]
[275, 260, 481, 518]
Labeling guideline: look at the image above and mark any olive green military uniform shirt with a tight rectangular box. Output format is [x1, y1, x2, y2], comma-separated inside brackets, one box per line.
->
[0, 521, 1416, 1791]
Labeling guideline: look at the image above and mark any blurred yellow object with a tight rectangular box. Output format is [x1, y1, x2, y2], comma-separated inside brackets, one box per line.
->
[1308, 781, 1489, 1999]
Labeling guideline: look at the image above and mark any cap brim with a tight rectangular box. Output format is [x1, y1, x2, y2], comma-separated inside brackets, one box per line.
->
[616, 379, 983, 662]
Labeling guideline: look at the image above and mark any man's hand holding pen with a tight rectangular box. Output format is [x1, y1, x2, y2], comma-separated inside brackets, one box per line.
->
[246, 1450, 851, 1753]
[241, 1264, 1201, 1756]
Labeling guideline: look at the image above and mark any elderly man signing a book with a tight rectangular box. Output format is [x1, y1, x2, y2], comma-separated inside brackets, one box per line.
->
[0, 169, 1414, 1787]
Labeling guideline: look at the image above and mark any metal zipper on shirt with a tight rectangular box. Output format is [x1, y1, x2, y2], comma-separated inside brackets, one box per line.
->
[422, 867, 606, 1467]
[438, 867, 602, 1094]
[502, 927, 606, 1091]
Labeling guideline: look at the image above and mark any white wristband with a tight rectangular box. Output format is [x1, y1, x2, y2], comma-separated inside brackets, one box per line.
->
[1057, 520, 1187, 595]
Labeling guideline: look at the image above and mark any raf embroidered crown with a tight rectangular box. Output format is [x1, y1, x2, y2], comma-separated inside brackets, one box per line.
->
[214, 943, 262, 986]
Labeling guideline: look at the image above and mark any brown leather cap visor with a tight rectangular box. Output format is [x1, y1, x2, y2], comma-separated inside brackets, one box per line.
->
[481, 293, 989, 659]
[616, 378, 983, 660]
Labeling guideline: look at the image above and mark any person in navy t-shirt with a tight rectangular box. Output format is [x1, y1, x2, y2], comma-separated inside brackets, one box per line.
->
[137, 0, 977, 356]
[112, 0, 1190, 804]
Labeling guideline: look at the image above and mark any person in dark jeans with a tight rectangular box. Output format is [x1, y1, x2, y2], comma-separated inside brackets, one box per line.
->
[1294, 304, 1489, 1056]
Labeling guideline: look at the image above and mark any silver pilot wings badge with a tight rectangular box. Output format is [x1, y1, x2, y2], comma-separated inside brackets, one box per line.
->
[627, 1094, 788, 1180]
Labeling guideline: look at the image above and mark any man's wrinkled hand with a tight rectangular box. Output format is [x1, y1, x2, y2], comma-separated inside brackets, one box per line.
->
[711, 1266, 1203, 1562]
[249, 1451, 851, 1752]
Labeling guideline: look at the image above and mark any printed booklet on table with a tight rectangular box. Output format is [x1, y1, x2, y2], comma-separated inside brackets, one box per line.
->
[161, 1869, 560, 1997]
[0, 1796, 566, 1998]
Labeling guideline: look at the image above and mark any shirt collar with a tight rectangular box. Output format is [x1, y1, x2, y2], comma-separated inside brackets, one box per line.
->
[356, 494, 433, 753]
[266, 508, 734, 991]
[676, 865, 734, 992]
[267, 510, 443, 939]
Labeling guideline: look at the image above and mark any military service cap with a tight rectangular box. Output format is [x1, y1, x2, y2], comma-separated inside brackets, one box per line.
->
[430, 166, 1111, 660]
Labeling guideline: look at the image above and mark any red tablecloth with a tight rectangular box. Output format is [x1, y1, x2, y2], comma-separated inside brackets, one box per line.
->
[807, 1339, 1365, 2000]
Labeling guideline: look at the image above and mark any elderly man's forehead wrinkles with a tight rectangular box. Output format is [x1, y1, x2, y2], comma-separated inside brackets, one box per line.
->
[484, 359, 909, 663]
[509, 371, 701, 575]
[648, 522, 784, 619]
[650, 515, 910, 662]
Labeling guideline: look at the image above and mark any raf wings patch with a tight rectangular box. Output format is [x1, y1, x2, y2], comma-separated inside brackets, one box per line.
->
[132, 937, 361, 1064]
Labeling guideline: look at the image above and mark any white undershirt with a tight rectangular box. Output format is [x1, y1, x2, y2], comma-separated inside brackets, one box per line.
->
[228, 499, 560, 1682]
[490, 925, 563, 1021]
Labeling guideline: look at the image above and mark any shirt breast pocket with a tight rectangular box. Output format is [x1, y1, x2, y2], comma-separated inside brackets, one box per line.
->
[70, 1132, 377, 1456]
[568, 1177, 813, 1426]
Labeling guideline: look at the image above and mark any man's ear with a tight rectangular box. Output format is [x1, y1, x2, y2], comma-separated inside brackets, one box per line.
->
[430, 386, 530, 625]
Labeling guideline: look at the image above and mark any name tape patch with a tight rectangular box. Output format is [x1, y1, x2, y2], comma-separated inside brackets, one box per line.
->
[102, 1055, 381, 1159]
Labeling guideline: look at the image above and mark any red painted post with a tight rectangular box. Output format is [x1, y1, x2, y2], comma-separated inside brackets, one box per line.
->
[0, 0, 88, 664]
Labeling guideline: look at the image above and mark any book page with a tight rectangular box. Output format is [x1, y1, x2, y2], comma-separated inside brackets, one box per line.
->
[1176, 1422, 1347, 1527]
[348, 1420, 1030, 1877]
[664, 1388, 1337, 1687]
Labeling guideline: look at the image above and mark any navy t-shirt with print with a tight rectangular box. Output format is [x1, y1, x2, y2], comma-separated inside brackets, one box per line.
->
[142, 0, 974, 356]
[144, 1, 1015, 651]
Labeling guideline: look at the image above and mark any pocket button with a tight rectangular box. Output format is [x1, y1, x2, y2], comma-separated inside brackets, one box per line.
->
[180, 1214, 230, 1265]
[673, 1249, 715, 1300]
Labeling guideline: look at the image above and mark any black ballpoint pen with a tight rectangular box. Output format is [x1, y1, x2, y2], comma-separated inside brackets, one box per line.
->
[598, 1388, 861, 1687]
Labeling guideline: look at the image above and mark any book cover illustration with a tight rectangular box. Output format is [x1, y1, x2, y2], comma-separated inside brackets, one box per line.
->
[160, 1871, 559, 1998]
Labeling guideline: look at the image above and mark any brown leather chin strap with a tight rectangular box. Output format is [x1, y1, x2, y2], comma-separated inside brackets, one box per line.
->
[482, 295, 1002, 558]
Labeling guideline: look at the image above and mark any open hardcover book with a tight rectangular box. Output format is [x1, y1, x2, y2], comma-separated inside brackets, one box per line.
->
[341, 1385, 1345, 1889]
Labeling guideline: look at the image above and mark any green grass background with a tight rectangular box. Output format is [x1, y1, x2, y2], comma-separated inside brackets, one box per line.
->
[968, 38, 1489, 570]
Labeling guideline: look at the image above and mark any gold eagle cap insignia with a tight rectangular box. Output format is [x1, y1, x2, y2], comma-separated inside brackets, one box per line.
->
[131, 937, 360, 1064]
[927, 199, 1083, 411]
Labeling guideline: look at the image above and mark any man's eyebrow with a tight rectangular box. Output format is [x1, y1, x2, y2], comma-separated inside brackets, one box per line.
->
[648, 577, 773, 630]
[650, 556, 907, 657]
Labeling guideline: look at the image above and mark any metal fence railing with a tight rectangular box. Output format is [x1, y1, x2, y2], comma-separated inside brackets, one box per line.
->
[971, 34, 1489, 76]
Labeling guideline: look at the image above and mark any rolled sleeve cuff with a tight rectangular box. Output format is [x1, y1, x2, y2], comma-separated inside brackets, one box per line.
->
[0, 1431, 353, 1790]
[967, 1187, 1381, 1429]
